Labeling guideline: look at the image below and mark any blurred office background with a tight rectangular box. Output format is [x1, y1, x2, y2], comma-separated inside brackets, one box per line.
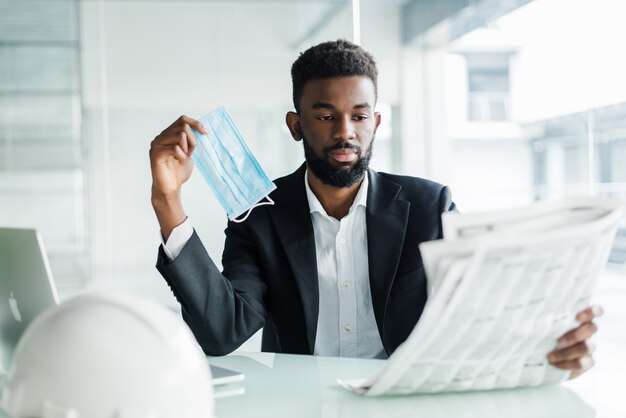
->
[1, 0, 625, 348]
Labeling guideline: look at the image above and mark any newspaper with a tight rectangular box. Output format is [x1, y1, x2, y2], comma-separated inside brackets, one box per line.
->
[339, 197, 624, 396]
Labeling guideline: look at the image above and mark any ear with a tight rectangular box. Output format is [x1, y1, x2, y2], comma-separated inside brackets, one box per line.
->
[286, 111, 302, 142]
[373, 111, 382, 133]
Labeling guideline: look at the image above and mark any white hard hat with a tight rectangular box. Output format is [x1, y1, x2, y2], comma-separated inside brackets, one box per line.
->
[0, 293, 214, 418]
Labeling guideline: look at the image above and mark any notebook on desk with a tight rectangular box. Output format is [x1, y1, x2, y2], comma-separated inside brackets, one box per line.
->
[209, 363, 244, 385]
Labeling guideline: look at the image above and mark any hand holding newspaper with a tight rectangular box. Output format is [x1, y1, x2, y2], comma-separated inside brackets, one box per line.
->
[339, 197, 623, 395]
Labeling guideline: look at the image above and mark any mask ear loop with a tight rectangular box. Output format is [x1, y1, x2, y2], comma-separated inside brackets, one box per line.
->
[231, 196, 275, 223]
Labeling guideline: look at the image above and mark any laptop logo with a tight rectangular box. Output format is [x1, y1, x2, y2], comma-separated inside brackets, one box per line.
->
[9, 291, 22, 322]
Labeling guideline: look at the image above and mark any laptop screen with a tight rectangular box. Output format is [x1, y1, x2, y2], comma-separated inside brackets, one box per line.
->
[0, 228, 59, 374]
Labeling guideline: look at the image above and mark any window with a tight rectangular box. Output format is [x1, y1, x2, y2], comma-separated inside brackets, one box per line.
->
[466, 53, 510, 121]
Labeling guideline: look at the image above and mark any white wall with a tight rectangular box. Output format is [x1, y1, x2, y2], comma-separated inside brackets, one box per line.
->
[500, 0, 626, 122]
[449, 138, 534, 211]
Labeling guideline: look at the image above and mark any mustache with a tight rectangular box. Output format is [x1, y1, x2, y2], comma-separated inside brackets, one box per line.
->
[323, 142, 361, 155]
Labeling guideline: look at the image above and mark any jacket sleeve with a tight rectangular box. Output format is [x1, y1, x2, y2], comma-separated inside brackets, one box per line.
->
[440, 185, 457, 214]
[156, 224, 268, 356]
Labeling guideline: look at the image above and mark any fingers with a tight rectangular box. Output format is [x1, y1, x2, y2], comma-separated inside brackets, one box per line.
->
[153, 115, 206, 150]
[550, 354, 594, 378]
[556, 321, 597, 349]
[174, 146, 190, 167]
[543, 305, 603, 380]
[181, 122, 198, 155]
[548, 340, 595, 363]
[150, 116, 206, 169]
[576, 305, 604, 322]
[161, 115, 207, 136]
[548, 341, 595, 381]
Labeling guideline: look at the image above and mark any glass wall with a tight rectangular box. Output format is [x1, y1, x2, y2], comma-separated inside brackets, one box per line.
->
[0, 0, 87, 287]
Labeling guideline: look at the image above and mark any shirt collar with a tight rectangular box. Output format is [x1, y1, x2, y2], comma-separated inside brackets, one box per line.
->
[304, 168, 369, 216]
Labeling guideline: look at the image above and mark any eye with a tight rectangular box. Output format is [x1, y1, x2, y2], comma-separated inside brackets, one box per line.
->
[317, 115, 334, 121]
[353, 114, 369, 121]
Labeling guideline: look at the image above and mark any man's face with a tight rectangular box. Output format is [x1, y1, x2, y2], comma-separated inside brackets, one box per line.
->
[287, 76, 381, 188]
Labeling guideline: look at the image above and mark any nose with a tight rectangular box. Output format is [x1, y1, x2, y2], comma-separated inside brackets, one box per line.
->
[332, 116, 356, 142]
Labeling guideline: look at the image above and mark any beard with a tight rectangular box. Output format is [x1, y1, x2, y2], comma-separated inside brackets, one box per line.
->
[303, 135, 373, 188]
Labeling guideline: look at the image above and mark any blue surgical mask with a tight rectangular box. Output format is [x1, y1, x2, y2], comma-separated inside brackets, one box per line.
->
[191, 107, 276, 222]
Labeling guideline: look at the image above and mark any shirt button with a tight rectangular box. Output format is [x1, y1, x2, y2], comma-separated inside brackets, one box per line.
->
[344, 324, 352, 332]
[342, 281, 350, 288]
[339, 237, 346, 245]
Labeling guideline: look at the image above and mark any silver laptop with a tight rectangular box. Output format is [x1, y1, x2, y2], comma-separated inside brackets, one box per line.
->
[0, 227, 243, 388]
[0, 228, 60, 374]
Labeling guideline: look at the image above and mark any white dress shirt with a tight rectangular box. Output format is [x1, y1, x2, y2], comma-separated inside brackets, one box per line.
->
[161, 218, 193, 261]
[162, 172, 386, 359]
[304, 172, 386, 359]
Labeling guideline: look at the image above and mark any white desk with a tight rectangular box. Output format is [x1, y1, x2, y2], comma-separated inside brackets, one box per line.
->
[208, 351, 623, 418]
[207, 268, 626, 418]
[0, 351, 622, 418]
[1, 269, 624, 417]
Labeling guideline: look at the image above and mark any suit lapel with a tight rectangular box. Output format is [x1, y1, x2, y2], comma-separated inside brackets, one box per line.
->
[366, 169, 410, 340]
[269, 166, 410, 353]
[270, 164, 319, 353]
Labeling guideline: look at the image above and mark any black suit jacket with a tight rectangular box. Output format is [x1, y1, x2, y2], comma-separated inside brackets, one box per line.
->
[157, 163, 455, 356]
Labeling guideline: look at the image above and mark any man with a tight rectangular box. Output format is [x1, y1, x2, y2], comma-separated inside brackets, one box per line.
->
[150, 40, 598, 377]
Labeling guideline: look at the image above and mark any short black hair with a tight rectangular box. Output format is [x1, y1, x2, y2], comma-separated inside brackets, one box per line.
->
[291, 39, 378, 112]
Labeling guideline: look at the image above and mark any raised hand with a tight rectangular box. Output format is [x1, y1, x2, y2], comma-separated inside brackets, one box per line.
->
[149, 115, 206, 240]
